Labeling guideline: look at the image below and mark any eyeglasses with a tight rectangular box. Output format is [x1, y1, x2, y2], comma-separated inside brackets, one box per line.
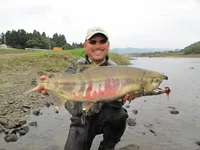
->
[87, 39, 108, 45]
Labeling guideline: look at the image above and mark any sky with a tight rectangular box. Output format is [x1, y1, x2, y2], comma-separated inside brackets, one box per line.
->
[0, 0, 200, 49]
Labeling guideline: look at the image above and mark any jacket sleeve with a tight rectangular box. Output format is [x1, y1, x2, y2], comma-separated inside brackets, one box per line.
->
[63, 61, 84, 116]
[64, 60, 79, 75]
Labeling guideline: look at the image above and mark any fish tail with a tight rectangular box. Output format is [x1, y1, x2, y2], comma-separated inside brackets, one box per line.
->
[23, 84, 40, 95]
[23, 75, 48, 95]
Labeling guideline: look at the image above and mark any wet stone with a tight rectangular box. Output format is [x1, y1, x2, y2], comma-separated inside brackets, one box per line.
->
[196, 141, 200, 146]
[170, 110, 179, 115]
[0, 126, 4, 133]
[119, 144, 140, 150]
[144, 124, 153, 128]
[190, 67, 194, 69]
[8, 129, 18, 134]
[23, 105, 31, 109]
[4, 134, 18, 142]
[55, 109, 59, 114]
[32, 109, 40, 116]
[6, 122, 16, 129]
[18, 129, 27, 136]
[0, 118, 8, 126]
[22, 107, 30, 113]
[9, 101, 15, 104]
[46, 102, 52, 108]
[19, 120, 27, 126]
[22, 126, 29, 132]
[3, 128, 10, 134]
[149, 129, 156, 136]
[132, 109, 138, 114]
[22, 105, 31, 112]
[127, 117, 136, 126]
[29, 121, 37, 126]
[168, 106, 176, 110]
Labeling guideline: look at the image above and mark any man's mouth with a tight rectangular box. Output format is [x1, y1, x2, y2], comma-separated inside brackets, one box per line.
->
[93, 50, 103, 55]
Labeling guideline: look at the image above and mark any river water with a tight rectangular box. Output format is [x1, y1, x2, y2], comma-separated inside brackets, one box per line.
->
[0, 57, 200, 150]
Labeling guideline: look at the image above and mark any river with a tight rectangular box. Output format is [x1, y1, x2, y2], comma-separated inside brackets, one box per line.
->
[0, 57, 200, 150]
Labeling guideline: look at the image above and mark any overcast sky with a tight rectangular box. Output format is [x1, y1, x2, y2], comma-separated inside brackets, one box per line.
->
[0, 0, 199, 49]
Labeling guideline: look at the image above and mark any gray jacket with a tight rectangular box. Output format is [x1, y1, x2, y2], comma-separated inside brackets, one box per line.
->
[64, 55, 125, 116]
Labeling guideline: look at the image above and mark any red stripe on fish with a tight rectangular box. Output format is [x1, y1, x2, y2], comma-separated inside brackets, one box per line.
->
[83, 76, 122, 100]
[73, 92, 79, 99]
[71, 76, 133, 101]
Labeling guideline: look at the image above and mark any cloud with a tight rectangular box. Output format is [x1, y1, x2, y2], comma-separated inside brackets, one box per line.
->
[0, 0, 200, 49]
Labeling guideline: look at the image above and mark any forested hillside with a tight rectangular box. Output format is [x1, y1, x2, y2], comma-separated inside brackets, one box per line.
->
[0, 29, 83, 50]
[184, 41, 200, 54]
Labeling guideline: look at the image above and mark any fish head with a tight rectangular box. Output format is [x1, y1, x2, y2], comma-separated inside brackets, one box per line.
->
[142, 71, 168, 95]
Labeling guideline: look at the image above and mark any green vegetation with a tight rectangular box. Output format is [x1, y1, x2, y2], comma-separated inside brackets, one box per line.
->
[137, 40, 200, 57]
[0, 48, 131, 74]
[128, 40, 200, 57]
[184, 41, 200, 54]
[0, 29, 83, 50]
[137, 50, 200, 58]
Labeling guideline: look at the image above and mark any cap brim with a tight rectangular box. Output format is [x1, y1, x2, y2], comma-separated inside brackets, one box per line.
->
[85, 31, 109, 40]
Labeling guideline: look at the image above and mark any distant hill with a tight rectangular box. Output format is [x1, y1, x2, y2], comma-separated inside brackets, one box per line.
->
[110, 47, 174, 55]
[184, 41, 200, 54]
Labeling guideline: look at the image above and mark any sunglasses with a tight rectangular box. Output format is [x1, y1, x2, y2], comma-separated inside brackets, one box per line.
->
[87, 39, 108, 45]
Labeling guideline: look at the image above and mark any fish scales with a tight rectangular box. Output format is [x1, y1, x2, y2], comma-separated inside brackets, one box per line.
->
[42, 66, 148, 102]
[27, 65, 170, 106]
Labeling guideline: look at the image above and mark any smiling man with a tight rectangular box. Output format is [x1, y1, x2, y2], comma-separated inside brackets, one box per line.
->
[64, 27, 133, 150]
[84, 27, 110, 64]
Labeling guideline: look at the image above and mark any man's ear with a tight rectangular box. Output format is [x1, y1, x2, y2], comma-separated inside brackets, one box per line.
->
[108, 41, 110, 48]
[84, 41, 87, 49]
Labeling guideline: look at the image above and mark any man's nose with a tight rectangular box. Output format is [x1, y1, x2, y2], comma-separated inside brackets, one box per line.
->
[95, 42, 102, 47]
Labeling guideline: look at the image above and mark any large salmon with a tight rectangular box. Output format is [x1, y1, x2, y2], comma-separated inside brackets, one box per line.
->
[26, 65, 170, 112]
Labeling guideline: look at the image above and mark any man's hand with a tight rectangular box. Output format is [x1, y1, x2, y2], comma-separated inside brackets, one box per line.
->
[37, 75, 48, 95]
[118, 93, 134, 102]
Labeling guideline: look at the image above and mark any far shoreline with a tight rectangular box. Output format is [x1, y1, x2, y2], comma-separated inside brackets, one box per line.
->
[125, 52, 200, 58]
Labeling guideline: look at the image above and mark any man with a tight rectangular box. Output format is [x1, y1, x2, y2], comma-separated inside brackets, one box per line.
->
[38, 27, 133, 150]
[63, 27, 133, 150]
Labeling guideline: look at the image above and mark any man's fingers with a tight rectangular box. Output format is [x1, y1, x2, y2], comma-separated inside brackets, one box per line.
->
[118, 94, 135, 101]
[36, 84, 46, 93]
[128, 95, 134, 101]
[41, 89, 49, 95]
[122, 94, 130, 101]
[40, 75, 48, 81]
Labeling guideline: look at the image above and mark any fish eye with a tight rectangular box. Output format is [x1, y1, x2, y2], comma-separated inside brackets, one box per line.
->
[153, 78, 160, 82]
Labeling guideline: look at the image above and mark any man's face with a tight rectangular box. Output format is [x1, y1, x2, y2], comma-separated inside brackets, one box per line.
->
[84, 34, 110, 64]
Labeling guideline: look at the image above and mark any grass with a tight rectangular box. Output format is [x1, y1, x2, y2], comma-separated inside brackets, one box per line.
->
[0, 48, 131, 74]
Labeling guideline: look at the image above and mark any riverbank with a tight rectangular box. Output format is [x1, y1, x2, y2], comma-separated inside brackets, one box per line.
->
[135, 51, 200, 58]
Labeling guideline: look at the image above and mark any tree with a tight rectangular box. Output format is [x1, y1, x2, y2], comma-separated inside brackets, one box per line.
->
[42, 32, 46, 37]
[184, 41, 200, 54]
[3, 28, 83, 50]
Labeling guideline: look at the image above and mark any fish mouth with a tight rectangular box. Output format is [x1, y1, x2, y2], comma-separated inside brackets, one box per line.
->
[163, 75, 168, 80]
[152, 86, 171, 95]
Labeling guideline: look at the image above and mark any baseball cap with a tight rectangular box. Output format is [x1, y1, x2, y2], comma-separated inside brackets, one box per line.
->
[85, 26, 109, 40]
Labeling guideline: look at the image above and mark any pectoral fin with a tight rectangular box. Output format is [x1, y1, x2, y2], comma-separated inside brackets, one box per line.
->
[81, 102, 95, 124]
[82, 102, 95, 113]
